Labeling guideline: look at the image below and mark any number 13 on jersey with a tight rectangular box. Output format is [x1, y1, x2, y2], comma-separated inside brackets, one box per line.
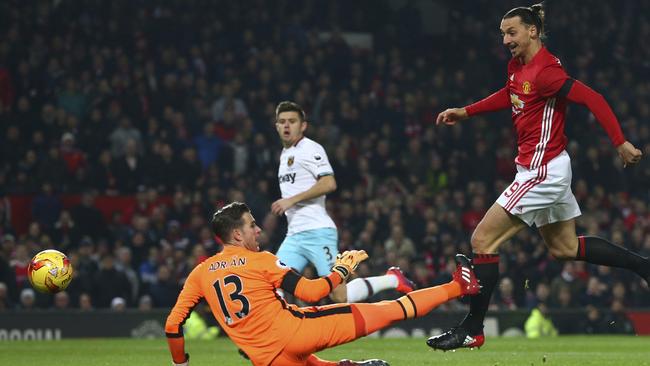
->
[213, 275, 250, 325]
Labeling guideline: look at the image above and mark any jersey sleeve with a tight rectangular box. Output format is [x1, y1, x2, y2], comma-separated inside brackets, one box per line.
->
[465, 86, 510, 116]
[301, 143, 334, 178]
[165, 265, 204, 363]
[564, 79, 626, 146]
[536, 63, 569, 98]
[279, 269, 343, 303]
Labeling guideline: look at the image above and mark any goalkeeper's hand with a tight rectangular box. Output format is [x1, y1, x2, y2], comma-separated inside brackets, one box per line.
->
[332, 250, 369, 281]
[172, 353, 189, 366]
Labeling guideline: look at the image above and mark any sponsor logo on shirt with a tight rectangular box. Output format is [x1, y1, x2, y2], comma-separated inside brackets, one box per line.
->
[278, 173, 297, 184]
[313, 153, 322, 161]
[510, 93, 525, 115]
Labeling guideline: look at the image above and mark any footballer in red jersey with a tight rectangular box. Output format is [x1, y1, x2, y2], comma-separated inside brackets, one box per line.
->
[427, 3, 647, 352]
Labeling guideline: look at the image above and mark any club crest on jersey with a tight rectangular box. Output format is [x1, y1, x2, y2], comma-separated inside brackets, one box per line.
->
[522, 81, 531, 94]
[288, 156, 294, 166]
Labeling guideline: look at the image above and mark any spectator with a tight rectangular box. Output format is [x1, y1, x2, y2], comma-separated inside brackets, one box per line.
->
[580, 277, 609, 307]
[211, 84, 248, 122]
[9, 244, 30, 290]
[49, 210, 81, 252]
[138, 294, 153, 311]
[113, 139, 144, 193]
[109, 117, 142, 158]
[0, 190, 12, 235]
[18, 288, 36, 310]
[70, 191, 106, 241]
[148, 265, 179, 308]
[60, 132, 86, 178]
[52, 291, 70, 310]
[92, 255, 132, 308]
[384, 225, 416, 261]
[87, 150, 118, 194]
[177, 147, 203, 190]
[0, 282, 12, 310]
[111, 296, 127, 312]
[79, 292, 93, 311]
[525, 302, 558, 338]
[193, 123, 224, 170]
[115, 247, 139, 304]
[581, 305, 611, 334]
[31, 182, 62, 231]
[606, 300, 635, 335]
[494, 277, 518, 310]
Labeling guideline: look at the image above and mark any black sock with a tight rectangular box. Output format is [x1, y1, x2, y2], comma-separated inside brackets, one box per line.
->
[576, 236, 649, 279]
[460, 253, 500, 335]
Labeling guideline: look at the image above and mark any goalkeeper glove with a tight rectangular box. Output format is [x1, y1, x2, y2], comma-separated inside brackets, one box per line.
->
[332, 250, 369, 281]
[172, 353, 189, 366]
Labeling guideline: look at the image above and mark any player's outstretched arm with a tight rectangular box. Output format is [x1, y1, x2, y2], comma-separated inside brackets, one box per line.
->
[165, 270, 203, 366]
[279, 250, 369, 303]
[437, 86, 510, 126]
[564, 79, 642, 167]
[283, 271, 343, 303]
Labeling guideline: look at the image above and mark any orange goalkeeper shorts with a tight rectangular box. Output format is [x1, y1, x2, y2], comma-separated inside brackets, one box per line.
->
[267, 303, 364, 366]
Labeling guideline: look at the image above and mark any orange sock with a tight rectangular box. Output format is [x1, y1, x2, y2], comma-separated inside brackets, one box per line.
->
[399, 281, 461, 317]
[306, 354, 337, 366]
[352, 281, 462, 335]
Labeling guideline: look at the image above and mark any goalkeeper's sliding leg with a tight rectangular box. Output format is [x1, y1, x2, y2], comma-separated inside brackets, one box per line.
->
[268, 255, 480, 366]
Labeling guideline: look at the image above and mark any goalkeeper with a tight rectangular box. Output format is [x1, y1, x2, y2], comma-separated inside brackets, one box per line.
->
[165, 202, 481, 366]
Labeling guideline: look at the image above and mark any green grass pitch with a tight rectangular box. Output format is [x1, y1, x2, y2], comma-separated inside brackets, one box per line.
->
[1, 336, 649, 365]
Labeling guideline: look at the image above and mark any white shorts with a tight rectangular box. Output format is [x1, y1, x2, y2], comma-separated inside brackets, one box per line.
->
[496, 150, 581, 227]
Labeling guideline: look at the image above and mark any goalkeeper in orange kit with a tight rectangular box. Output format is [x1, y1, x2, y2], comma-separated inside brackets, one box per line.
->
[165, 202, 481, 366]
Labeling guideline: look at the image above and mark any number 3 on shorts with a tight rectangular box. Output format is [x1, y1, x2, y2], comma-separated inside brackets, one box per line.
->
[323, 246, 333, 261]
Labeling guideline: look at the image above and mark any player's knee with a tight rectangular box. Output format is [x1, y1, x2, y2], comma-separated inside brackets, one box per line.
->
[330, 287, 347, 303]
[547, 243, 574, 260]
[470, 231, 491, 252]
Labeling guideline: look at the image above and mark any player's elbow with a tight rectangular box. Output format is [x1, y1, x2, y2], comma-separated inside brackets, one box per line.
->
[294, 280, 330, 302]
[298, 292, 327, 303]
[328, 179, 337, 192]
[320, 175, 337, 193]
[165, 317, 183, 337]
[594, 92, 607, 106]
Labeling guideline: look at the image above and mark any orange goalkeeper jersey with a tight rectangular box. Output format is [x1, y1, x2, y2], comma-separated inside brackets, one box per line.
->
[165, 245, 342, 366]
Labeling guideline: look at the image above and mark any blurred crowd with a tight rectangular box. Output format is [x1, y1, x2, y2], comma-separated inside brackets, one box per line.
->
[1, 0, 650, 321]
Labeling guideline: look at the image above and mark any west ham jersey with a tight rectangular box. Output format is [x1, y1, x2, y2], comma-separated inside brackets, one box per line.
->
[507, 47, 570, 169]
[278, 137, 336, 235]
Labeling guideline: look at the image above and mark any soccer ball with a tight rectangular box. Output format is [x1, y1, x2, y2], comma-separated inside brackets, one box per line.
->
[28, 249, 73, 294]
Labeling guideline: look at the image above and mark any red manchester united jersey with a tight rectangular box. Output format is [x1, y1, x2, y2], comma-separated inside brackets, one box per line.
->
[507, 47, 569, 168]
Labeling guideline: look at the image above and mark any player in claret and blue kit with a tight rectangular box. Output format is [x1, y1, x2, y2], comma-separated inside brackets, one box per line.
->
[272, 101, 415, 304]
[427, 3, 648, 351]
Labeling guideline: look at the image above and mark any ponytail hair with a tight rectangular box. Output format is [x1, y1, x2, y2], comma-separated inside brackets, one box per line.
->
[503, 2, 546, 41]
